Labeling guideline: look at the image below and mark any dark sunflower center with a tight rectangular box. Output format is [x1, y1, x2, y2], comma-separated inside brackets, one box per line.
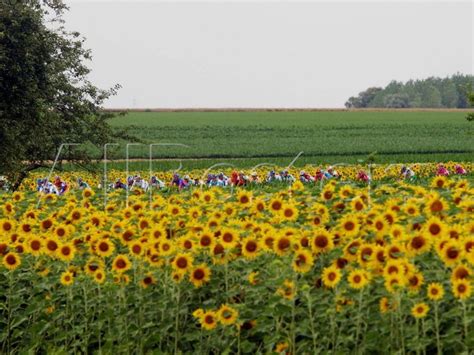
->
[315, 236, 328, 248]
[176, 258, 188, 268]
[246, 241, 257, 252]
[194, 269, 205, 280]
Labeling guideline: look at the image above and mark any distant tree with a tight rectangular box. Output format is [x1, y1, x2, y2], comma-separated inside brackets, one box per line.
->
[383, 81, 404, 95]
[409, 94, 422, 108]
[441, 81, 458, 108]
[466, 91, 474, 122]
[345, 87, 382, 108]
[451, 73, 472, 108]
[383, 94, 410, 108]
[0, 0, 126, 190]
[345, 96, 361, 109]
[345, 74, 473, 109]
[421, 86, 442, 108]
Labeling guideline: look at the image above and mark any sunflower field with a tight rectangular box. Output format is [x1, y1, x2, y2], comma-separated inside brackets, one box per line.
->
[0, 165, 473, 354]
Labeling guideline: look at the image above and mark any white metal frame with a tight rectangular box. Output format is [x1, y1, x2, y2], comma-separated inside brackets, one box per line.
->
[148, 143, 190, 209]
[36, 143, 79, 208]
[125, 143, 143, 208]
[103, 143, 119, 211]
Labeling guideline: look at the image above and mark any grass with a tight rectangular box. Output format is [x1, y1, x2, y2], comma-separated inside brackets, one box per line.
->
[105, 111, 473, 165]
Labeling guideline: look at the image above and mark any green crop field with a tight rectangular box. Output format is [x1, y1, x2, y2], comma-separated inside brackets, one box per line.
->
[99, 110, 473, 169]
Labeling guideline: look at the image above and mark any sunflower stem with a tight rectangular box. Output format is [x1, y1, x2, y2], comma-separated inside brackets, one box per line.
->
[290, 274, 297, 354]
[82, 283, 89, 353]
[199, 327, 203, 355]
[305, 290, 318, 353]
[225, 261, 229, 302]
[5, 271, 13, 354]
[421, 318, 426, 355]
[120, 285, 128, 353]
[237, 327, 241, 355]
[98, 284, 102, 354]
[330, 294, 338, 353]
[135, 262, 144, 355]
[108, 286, 114, 349]
[67, 285, 73, 352]
[390, 312, 394, 352]
[416, 318, 420, 355]
[397, 293, 406, 355]
[434, 302, 441, 355]
[174, 285, 181, 354]
[355, 289, 364, 353]
[462, 300, 468, 351]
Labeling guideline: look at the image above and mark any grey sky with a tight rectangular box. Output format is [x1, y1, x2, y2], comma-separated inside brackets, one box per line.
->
[64, 1, 473, 108]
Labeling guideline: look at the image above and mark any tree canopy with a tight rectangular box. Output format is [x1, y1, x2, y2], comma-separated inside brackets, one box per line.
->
[466, 91, 474, 122]
[345, 74, 473, 109]
[0, 0, 124, 190]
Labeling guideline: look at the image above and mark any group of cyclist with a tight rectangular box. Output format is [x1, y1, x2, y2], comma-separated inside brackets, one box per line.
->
[32, 163, 469, 195]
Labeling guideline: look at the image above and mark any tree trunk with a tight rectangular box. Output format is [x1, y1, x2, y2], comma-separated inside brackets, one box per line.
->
[11, 163, 44, 192]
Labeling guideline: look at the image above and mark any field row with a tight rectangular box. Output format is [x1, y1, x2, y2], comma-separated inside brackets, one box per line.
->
[97, 111, 474, 163]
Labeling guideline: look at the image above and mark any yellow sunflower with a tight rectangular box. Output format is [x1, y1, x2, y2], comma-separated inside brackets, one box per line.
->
[452, 279, 472, 300]
[2, 252, 21, 270]
[219, 228, 238, 249]
[93, 269, 106, 284]
[247, 271, 259, 285]
[411, 302, 429, 318]
[322, 266, 342, 288]
[112, 254, 132, 273]
[277, 279, 296, 300]
[200, 311, 218, 330]
[236, 191, 252, 205]
[57, 242, 76, 262]
[292, 249, 314, 273]
[26, 236, 43, 256]
[190, 264, 211, 288]
[274, 235, 292, 256]
[241, 237, 261, 259]
[171, 253, 193, 274]
[427, 282, 444, 301]
[339, 214, 360, 238]
[217, 304, 239, 326]
[311, 229, 334, 254]
[140, 273, 156, 288]
[280, 204, 299, 221]
[129, 240, 145, 258]
[406, 233, 431, 256]
[451, 264, 471, 282]
[348, 269, 369, 289]
[197, 229, 215, 250]
[0, 219, 16, 235]
[95, 238, 115, 258]
[407, 272, 424, 293]
[60, 270, 74, 286]
[425, 195, 448, 215]
[440, 240, 463, 266]
[269, 197, 284, 214]
[424, 216, 446, 239]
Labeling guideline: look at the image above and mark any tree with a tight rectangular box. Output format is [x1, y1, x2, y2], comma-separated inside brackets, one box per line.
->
[344, 96, 362, 109]
[421, 85, 442, 108]
[345, 74, 473, 109]
[345, 87, 382, 108]
[383, 94, 410, 108]
[441, 81, 458, 108]
[466, 91, 474, 122]
[0, 0, 125, 190]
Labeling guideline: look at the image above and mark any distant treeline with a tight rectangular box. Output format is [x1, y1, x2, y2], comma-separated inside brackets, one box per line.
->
[345, 74, 473, 109]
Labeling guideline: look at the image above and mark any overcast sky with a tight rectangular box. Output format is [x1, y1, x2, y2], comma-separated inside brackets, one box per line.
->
[63, 1, 473, 108]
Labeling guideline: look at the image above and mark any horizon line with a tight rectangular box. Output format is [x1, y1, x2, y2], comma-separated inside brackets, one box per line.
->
[102, 108, 474, 112]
